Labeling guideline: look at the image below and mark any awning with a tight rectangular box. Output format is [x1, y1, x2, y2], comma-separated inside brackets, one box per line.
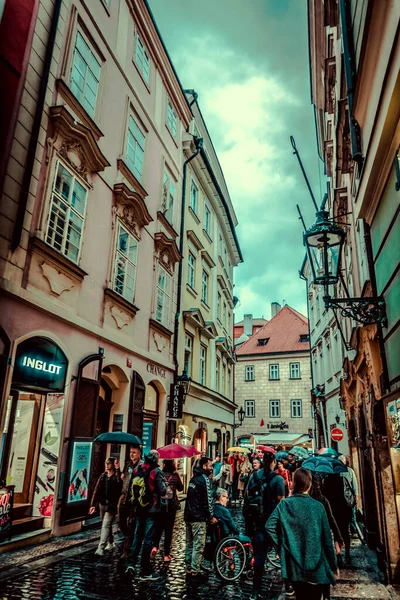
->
[252, 432, 312, 447]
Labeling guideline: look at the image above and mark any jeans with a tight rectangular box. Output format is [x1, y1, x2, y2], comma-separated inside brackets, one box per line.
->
[98, 504, 114, 550]
[252, 528, 268, 593]
[293, 582, 323, 600]
[185, 521, 207, 573]
[153, 508, 177, 556]
[130, 514, 157, 575]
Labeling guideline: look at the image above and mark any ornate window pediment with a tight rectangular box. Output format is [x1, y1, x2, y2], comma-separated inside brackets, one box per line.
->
[154, 232, 181, 275]
[48, 105, 110, 181]
[113, 182, 153, 240]
[183, 308, 206, 329]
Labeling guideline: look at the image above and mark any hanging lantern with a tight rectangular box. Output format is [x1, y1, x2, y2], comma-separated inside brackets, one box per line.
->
[304, 210, 346, 286]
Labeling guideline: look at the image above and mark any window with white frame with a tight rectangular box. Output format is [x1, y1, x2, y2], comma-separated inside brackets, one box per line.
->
[184, 334, 193, 377]
[70, 31, 101, 118]
[113, 222, 138, 302]
[190, 180, 198, 213]
[245, 365, 255, 381]
[200, 345, 207, 386]
[217, 292, 221, 321]
[204, 204, 211, 236]
[245, 399, 255, 418]
[166, 100, 178, 137]
[134, 35, 150, 83]
[291, 399, 302, 418]
[269, 364, 279, 380]
[223, 302, 227, 327]
[46, 161, 88, 263]
[201, 269, 209, 304]
[227, 368, 231, 393]
[188, 252, 196, 288]
[289, 362, 301, 379]
[216, 357, 220, 391]
[162, 169, 175, 223]
[126, 115, 145, 181]
[155, 266, 171, 327]
[221, 364, 226, 395]
[270, 399, 280, 418]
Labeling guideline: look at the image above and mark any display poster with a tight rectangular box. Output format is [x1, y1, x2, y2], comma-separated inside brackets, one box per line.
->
[33, 394, 64, 518]
[6, 400, 35, 493]
[387, 398, 400, 448]
[142, 421, 153, 458]
[67, 441, 92, 503]
[0, 485, 14, 542]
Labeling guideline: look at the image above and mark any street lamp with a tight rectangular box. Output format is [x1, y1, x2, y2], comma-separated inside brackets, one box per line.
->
[237, 406, 245, 427]
[177, 370, 191, 401]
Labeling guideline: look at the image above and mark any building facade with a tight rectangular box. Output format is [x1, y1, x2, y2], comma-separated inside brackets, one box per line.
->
[308, 0, 400, 581]
[235, 305, 313, 449]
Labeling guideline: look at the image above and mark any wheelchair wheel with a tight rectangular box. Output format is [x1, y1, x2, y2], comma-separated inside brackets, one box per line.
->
[266, 548, 281, 570]
[214, 537, 247, 582]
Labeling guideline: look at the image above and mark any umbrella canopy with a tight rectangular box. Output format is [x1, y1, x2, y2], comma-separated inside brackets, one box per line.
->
[318, 447, 340, 457]
[290, 446, 309, 459]
[94, 432, 142, 445]
[302, 456, 348, 475]
[275, 450, 289, 460]
[256, 445, 276, 454]
[157, 443, 199, 459]
[227, 446, 250, 453]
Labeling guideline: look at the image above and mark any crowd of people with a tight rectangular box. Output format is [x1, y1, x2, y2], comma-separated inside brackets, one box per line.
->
[89, 445, 359, 600]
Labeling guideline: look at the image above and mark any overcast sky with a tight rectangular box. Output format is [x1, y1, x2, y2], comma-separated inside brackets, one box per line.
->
[149, 0, 325, 322]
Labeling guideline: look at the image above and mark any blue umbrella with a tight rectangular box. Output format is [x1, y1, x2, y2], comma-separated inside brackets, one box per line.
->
[94, 432, 142, 445]
[302, 455, 348, 475]
[275, 450, 289, 460]
[290, 446, 309, 459]
[318, 447, 340, 458]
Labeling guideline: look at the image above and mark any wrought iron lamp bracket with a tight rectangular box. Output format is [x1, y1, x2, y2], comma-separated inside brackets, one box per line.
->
[323, 294, 387, 327]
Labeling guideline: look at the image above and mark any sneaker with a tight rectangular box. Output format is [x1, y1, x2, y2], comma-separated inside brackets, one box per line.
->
[285, 584, 295, 596]
[164, 555, 172, 563]
[138, 573, 161, 581]
[150, 547, 158, 560]
[105, 542, 115, 551]
[94, 548, 104, 556]
[125, 566, 135, 575]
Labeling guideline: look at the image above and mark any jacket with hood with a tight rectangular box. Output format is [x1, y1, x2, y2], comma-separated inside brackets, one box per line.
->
[129, 458, 166, 515]
[184, 465, 213, 523]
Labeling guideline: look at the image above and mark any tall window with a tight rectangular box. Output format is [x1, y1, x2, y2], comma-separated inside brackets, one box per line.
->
[155, 266, 171, 327]
[223, 302, 227, 327]
[245, 399, 255, 418]
[204, 204, 211, 236]
[218, 233, 223, 256]
[70, 31, 101, 118]
[166, 100, 178, 137]
[200, 345, 207, 386]
[126, 115, 145, 181]
[227, 369, 231, 394]
[184, 335, 193, 377]
[190, 180, 198, 213]
[162, 169, 175, 223]
[221, 364, 226, 395]
[113, 222, 138, 302]
[217, 292, 221, 320]
[202, 269, 209, 304]
[245, 365, 255, 381]
[134, 36, 150, 83]
[216, 358, 220, 391]
[291, 399, 302, 418]
[289, 362, 301, 379]
[270, 399, 280, 418]
[269, 364, 279, 380]
[46, 161, 88, 263]
[188, 252, 196, 288]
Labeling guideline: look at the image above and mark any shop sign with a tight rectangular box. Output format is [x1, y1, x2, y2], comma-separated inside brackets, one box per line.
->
[0, 485, 14, 542]
[67, 441, 92, 504]
[168, 383, 184, 419]
[146, 363, 166, 378]
[13, 337, 68, 392]
[142, 421, 153, 457]
[267, 422, 289, 430]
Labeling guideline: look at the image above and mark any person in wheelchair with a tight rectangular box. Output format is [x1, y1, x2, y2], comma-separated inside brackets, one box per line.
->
[213, 487, 251, 543]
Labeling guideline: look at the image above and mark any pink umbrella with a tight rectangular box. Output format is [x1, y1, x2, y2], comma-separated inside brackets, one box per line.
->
[157, 443, 199, 459]
[256, 445, 276, 453]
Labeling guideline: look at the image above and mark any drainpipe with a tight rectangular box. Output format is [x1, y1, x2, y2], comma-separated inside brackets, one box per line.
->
[172, 136, 203, 376]
[11, 0, 62, 251]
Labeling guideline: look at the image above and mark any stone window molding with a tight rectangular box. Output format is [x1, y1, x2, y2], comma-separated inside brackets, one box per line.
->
[113, 182, 153, 240]
[154, 232, 181, 275]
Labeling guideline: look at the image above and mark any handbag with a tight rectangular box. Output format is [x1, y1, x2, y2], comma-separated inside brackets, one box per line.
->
[240, 473, 249, 483]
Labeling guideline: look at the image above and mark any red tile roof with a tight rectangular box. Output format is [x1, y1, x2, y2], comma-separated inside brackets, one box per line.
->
[236, 305, 309, 355]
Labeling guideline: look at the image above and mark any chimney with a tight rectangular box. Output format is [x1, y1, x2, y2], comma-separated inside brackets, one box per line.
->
[243, 314, 253, 337]
[271, 302, 281, 318]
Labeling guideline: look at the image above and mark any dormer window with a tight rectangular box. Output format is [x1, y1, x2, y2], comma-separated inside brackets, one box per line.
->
[299, 334, 309, 342]
[257, 338, 269, 346]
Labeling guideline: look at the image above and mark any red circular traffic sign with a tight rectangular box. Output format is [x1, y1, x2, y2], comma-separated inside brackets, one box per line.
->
[331, 427, 344, 442]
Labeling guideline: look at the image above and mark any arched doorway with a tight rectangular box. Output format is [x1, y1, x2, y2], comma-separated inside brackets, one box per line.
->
[193, 424, 207, 454]
[89, 378, 113, 498]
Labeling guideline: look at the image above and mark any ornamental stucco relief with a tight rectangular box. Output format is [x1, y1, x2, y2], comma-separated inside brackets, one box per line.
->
[40, 262, 75, 296]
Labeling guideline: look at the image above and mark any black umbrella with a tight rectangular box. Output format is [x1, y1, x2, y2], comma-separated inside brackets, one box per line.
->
[302, 455, 348, 475]
[94, 432, 142, 445]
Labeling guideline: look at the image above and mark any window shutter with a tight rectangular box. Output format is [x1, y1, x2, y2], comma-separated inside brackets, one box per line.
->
[71, 354, 103, 438]
[128, 371, 145, 437]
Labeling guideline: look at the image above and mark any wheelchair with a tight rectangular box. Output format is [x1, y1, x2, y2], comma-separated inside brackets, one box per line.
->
[213, 534, 281, 582]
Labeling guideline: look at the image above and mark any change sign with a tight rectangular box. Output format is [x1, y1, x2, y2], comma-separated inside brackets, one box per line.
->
[168, 383, 184, 419]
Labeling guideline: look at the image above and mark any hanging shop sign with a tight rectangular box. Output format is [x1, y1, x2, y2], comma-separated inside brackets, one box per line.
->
[168, 383, 184, 419]
[0, 485, 14, 542]
[13, 337, 68, 392]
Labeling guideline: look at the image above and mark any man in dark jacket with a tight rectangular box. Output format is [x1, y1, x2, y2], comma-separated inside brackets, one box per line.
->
[184, 456, 216, 577]
[126, 449, 166, 580]
[90, 457, 122, 556]
[118, 445, 142, 558]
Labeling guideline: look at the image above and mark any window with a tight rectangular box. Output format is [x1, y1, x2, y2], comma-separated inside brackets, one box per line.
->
[113, 222, 138, 302]
[126, 115, 145, 181]
[201, 269, 209, 304]
[70, 31, 101, 118]
[270, 400, 280, 418]
[190, 180, 198, 213]
[221, 364, 226, 395]
[200, 345, 207, 386]
[204, 204, 211, 236]
[188, 252, 196, 288]
[227, 369, 231, 393]
[155, 266, 171, 327]
[257, 338, 269, 346]
[299, 334, 309, 343]
[184, 334, 193, 377]
[162, 169, 175, 223]
[217, 292, 221, 321]
[46, 161, 88, 263]
[269, 364, 279, 380]
[291, 399, 302, 418]
[245, 365, 255, 381]
[289, 362, 301, 379]
[245, 400, 255, 418]
[166, 100, 178, 137]
[223, 302, 227, 327]
[134, 36, 150, 83]
[216, 358, 220, 391]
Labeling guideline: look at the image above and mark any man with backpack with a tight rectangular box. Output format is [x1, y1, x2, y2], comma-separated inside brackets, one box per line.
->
[243, 451, 285, 600]
[118, 445, 143, 559]
[126, 449, 166, 580]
